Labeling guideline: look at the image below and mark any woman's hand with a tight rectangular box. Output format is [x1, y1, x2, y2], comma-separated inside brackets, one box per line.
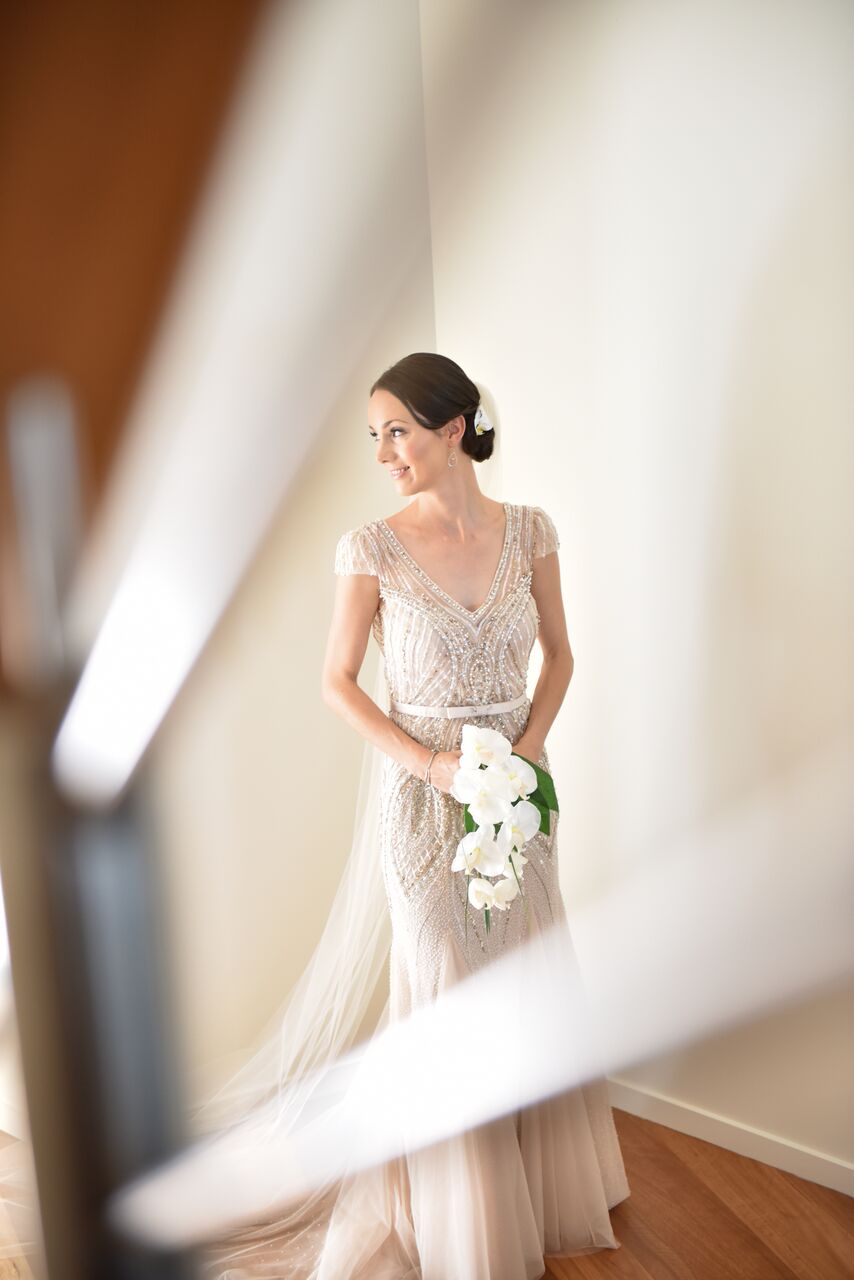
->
[511, 736, 545, 767]
[426, 749, 463, 794]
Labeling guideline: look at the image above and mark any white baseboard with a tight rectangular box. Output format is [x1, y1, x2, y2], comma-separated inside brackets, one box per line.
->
[606, 1075, 854, 1199]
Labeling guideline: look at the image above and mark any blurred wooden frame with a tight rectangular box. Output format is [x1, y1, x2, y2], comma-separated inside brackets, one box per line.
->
[0, 4, 267, 1275]
[0, 0, 266, 697]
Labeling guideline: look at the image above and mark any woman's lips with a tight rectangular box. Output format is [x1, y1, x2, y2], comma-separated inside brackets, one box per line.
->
[390, 466, 410, 478]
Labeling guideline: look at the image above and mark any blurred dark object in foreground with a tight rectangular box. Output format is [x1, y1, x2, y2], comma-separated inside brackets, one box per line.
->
[0, 380, 196, 1277]
[1, 693, 196, 1280]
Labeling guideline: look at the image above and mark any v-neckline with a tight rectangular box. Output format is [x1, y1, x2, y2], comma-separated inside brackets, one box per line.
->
[378, 502, 512, 619]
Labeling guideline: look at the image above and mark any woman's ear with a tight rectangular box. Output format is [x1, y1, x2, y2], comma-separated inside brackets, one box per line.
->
[445, 413, 466, 445]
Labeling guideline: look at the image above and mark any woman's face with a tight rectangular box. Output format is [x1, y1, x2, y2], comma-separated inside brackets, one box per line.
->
[368, 388, 457, 495]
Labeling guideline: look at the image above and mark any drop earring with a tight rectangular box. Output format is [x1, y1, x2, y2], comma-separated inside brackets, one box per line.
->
[447, 449, 457, 468]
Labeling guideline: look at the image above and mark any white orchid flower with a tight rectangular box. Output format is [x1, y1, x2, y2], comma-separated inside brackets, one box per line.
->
[451, 827, 501, 875]
[474, 834, 509, 878]
[449, 765, 483, 805]
[459, 724, 513, 771]
[451, 830, 479, 874]
[496, 800, 542, 854]
[491, 876, 520, 910]
[469, 788, 514, 828]
[504, 847, 529, 879]
[451, 765, 515, 827]
[498, 754, 538, 800]
[467, 877, 495, 911]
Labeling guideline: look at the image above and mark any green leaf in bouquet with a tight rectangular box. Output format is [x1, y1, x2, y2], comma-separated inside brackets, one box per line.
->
[463, 804, 477, 833]
[513, 753, 559, 813]
[529, 795, 551, 836]
[536, 770, 559, 812]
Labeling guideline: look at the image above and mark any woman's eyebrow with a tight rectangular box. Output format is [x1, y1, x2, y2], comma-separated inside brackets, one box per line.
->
[368, 419, 405, 431]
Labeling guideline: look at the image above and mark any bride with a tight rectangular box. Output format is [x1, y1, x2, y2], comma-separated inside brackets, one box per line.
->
[202, 352, 629, 1278]
[0, 352, 630, 1279]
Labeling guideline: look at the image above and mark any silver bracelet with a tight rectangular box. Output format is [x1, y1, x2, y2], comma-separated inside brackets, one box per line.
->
[424, 748, 439, 784]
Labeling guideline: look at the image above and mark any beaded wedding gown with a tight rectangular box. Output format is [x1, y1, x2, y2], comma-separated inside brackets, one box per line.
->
[199, 501, 630, 1279]
[0, 501, 628, 1278]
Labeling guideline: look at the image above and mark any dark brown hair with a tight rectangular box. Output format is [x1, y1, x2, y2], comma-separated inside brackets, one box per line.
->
[370, 352, 495, 462]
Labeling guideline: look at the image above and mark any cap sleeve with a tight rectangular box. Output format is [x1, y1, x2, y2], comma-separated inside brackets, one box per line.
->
[334, 525, 379, 577]
[531, 506, 560, 558]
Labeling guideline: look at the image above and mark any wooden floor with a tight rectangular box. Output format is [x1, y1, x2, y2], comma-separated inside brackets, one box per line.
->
[1, 1109, 851, 1278]
[0, 1187, 33, 1279]
[545, 1109, 854, 1280]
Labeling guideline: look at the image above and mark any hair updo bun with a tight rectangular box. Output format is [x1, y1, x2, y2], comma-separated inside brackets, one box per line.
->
[370, 352, 496, 462]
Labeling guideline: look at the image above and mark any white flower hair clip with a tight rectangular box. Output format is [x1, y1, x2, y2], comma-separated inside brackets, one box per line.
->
[473, 405, 494, 435]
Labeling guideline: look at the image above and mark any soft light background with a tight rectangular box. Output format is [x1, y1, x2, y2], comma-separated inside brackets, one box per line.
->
[22, 0, 849, 1196]
[416, 0, 854, 1186]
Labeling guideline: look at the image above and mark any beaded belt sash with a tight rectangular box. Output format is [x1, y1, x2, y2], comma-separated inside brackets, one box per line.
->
[388, 693, 528, 720]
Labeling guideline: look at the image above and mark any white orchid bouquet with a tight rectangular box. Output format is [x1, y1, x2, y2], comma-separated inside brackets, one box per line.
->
[449, 725, 559, 944]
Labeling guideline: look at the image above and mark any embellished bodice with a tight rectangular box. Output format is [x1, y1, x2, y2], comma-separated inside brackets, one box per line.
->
[333, 503, 560, 713]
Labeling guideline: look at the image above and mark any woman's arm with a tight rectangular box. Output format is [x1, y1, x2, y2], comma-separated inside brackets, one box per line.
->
[321, 572, 434, 779]
[514, 549, 574, 761]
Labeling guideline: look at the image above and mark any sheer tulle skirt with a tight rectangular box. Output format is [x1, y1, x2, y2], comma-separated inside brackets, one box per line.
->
[310, 907, 630, 1280]
[201, 913, 630, 1280]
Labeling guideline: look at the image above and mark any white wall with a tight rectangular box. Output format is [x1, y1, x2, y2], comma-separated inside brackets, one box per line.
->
[419, 0, 854, 1188]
